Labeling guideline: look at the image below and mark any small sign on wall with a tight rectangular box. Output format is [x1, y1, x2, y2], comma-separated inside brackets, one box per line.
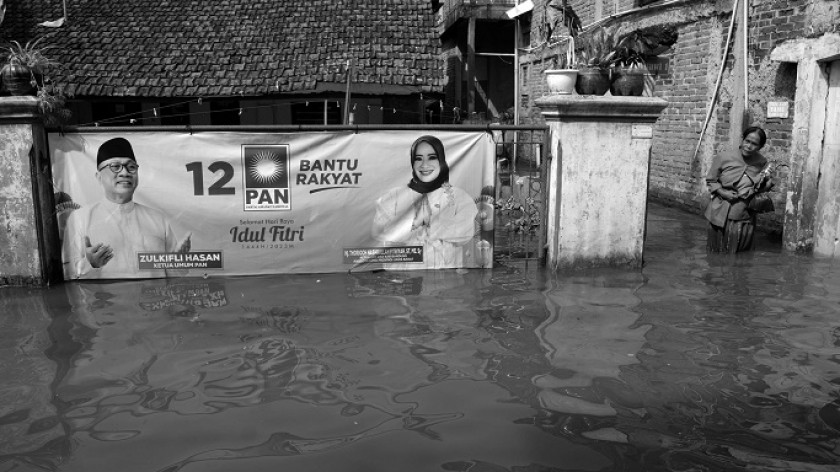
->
[631, 124, 653, 139]
[767, 101, 789, 119]
[645, 56, 669, 76]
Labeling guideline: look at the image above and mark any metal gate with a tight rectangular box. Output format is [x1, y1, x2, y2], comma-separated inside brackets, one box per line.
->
[490, 126, 550, 267]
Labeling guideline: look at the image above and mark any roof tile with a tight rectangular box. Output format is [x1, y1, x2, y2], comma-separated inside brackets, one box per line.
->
[3, 0, 443, 97]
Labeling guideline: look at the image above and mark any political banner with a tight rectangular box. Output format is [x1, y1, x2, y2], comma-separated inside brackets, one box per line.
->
[49, 131, 496, 280]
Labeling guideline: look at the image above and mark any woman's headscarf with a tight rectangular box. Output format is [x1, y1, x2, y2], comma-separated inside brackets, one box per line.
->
[407, 135, 450, 194]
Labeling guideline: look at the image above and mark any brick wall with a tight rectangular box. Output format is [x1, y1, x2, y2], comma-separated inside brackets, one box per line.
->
[648, 0, 809, 233]
[703, 0, 806, 232]
[619, 0, 636, 14]
[570, 0, 645, 24]
[567, 0, 638, 25]
[568, 0, 595, 25]
[518, 0, 829, 235]
[648, 18, 718, 214]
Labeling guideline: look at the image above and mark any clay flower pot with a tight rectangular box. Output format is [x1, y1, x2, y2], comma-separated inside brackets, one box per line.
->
[575, 67, 611, 95]
[1, 64, 38, 96]
[1, 38, 53, 96]
[610, 67, 646, 96]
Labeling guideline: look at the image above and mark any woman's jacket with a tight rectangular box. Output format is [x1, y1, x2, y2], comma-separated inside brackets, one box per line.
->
[704, 149, 770, 227]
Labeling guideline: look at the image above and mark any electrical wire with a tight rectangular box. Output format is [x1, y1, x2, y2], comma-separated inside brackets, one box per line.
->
[77, 98, 202, 127]
[75, 98, 473, 127]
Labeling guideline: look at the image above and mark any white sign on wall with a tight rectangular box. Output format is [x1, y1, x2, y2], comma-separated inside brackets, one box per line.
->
[631, 124, 653, 139]
[767, 101, 789, 119]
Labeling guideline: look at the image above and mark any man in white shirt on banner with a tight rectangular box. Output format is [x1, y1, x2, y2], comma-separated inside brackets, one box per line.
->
[62, 137, 191, 279]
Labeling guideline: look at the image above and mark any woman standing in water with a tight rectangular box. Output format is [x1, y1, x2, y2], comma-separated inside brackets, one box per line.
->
[704, 126, 775, 253]
[372, 135, 478, 269]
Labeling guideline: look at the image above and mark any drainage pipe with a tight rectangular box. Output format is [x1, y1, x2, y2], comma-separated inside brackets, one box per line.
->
[514, 0, 520, 127]
[743, 0, 749, 114]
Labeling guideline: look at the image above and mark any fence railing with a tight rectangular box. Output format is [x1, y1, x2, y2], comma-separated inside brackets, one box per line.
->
[491, 126, 550, 267]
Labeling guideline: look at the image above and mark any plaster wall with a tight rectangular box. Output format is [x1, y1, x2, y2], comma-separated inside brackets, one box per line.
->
[771, 33, 840, 252]
[0, 97, 61, 286]
[813, 60, 840, 257]
[538, 95, 667, 270]
[553, 120, 651, 268]
[0, 123, 42, 285]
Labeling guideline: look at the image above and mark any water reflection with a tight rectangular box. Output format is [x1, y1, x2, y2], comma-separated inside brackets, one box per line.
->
[0, 203, 838, 471]
[536, 273, 649, 418]
[0, 288, 62, 464]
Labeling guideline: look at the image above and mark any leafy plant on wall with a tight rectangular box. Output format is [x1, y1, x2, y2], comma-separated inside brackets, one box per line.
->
[537, 0, 583, 69]
[1, 36, 72, 127]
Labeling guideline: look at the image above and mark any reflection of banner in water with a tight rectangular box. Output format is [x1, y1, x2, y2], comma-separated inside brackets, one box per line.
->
[46, 275, 553, 470]
[346, 272, 424, 298]
[49, 131, 495, 279]
[139, 282, 228, 311]
[239, 305, 307, 333]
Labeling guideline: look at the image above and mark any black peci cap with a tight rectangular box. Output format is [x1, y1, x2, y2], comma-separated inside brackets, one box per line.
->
[97, 137, 136, 167]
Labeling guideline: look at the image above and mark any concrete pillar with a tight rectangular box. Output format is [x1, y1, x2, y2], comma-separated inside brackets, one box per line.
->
[0, 96, 62, 286]
[467, 17, 476, 120]
[813, 60, 840, 257]
[771, 33, 840, 253]
[536, 95, 668, 271]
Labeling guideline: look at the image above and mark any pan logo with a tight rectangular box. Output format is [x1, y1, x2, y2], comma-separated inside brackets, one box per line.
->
[242, 145, 290, 211]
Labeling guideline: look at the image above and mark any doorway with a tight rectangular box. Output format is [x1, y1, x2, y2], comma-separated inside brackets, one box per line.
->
[813, 60, 840, 256]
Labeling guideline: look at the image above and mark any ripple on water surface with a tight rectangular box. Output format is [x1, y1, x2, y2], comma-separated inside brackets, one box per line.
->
[0, 203, 838, 471]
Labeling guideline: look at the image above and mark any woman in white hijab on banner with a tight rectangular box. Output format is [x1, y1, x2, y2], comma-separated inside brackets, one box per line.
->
[62, 137, 191, 279]
[371, 135, 478, 270]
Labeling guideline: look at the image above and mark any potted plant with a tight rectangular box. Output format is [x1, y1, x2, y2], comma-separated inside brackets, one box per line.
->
[574, 27, 618, 95]
[541, 1, 581, 95]
[609, 32, 649, 96]
[1, 37, 54, 96]
[1, 37, 72, 126]
[544, 37, 578, 95]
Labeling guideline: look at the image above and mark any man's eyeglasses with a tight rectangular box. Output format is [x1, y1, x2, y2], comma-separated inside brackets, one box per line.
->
[99, 162, 139, 174]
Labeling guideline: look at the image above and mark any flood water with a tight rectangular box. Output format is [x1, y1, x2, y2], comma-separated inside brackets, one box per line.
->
[1, 202, 839, 472]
